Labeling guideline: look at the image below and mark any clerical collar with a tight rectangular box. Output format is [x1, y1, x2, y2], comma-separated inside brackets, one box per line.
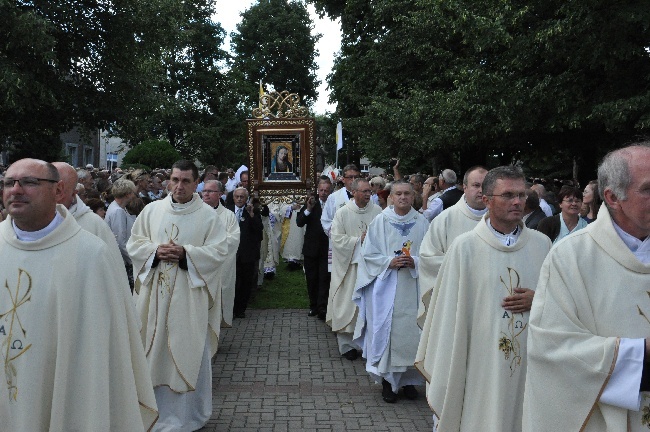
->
[464, 197, 487, 217]
[487, 218, 520, 246]
[13, 211, 65, 242]
[171, 194, 195, 210]
[612, 220, 650, 264]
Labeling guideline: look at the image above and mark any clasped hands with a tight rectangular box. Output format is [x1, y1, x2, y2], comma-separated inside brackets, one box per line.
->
[156, 241, 186, 263]
[389, 254, 414, 269]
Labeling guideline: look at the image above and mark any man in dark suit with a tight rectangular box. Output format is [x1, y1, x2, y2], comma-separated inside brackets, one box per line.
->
[227, 186, 263, 318]
[523, 189, 546, 230]
[296, 178, 332, 320]
[225, 171, 249, 208]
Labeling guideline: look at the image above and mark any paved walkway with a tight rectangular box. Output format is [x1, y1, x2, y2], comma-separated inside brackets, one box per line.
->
[200, 309, 434, 431]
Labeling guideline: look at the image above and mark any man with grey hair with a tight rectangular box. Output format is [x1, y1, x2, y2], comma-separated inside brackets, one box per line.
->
[76, 168, 94, 192]
[530, 182, 553, 217]
[202, 179, 240, 328]
[523, 144, 650, 431]
[417, 165, 550, 430]
[328, 177, 381, 361]
[422, 168, 463, 222]
[369, 176, 386, 205]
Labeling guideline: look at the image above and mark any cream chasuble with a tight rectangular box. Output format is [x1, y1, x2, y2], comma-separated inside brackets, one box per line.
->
[327, 199, 381, 333]
[0, 206, 158, 431]
[353, 206, 429, 392]
[213, 204, 240, 328]
[415, 216, 550, 431]
[127, 194, 228, 392]
[321, 187, 351, 271]
[417, 196, 485, 327]
[523, 206, 650, 432]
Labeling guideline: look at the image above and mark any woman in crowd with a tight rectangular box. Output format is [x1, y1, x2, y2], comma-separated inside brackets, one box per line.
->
[536, 185, 587, 243]
[85, 198, 107, 219]
[581, 180, 601, 223]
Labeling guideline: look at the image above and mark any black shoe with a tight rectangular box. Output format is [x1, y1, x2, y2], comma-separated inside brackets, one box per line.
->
[343, 349, 359, 361]
[382, 379, 398, 403]
[263, 271, 275, 280]
[317, 310, 326, 320]
[308, 309, 318, 317]
[403, 385, 418, 400]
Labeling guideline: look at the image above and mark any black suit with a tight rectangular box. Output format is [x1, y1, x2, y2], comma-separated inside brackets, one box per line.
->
[525, 207, 546, 230]
[296, 200, 330, 314]
[227, 203, 263, 316]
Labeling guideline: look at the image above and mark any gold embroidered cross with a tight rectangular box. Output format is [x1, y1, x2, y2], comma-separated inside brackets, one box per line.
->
[1, 269, 33, 401]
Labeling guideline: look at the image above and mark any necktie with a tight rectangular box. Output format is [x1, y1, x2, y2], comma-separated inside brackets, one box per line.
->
[236, 207, 242, 221]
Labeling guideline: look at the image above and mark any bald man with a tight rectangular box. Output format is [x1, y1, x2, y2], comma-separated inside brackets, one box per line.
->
[0, 158, 157, 430]
[52, 162, 124, 274]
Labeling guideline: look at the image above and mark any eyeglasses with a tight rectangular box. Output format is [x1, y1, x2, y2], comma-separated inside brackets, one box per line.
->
[344, 175, 360, 179]
[563, 198, 582, 204]
[202, 190, 219, 194]
[486, 192, 526, 201]
[356, 189, 372, 194]
[3, 177, 59, 188]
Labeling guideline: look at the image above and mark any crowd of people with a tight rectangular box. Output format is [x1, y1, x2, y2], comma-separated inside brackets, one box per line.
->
[0, 142, 648, 431]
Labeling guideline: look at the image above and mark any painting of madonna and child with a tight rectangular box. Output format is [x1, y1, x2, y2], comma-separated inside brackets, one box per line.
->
[264, 136, 301, 181]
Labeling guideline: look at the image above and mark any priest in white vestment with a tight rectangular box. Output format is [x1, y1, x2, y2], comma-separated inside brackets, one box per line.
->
[327, 178, 382, 360]
[201, 180, 240, 329]
[127, 160, 229, 432]
[0, 159, 158, 431]
[417, 166, 488, 327]
[415, 166, 551, 431]
[353, 181, 430, 403]
[281, 202, 305, 267]
[52, 162, 126, 280]
[523, 144, 650, 432]
[321, 164, 361, 271]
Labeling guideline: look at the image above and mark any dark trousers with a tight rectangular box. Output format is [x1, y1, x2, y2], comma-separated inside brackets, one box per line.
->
[303, 255, 330, 312]
[234, 261, 257, 315]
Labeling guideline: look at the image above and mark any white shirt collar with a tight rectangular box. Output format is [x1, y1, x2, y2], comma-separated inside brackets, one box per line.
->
[487, 218, 521, 246]
[13, 211, 65, 241]
[612, 220, 650, 264]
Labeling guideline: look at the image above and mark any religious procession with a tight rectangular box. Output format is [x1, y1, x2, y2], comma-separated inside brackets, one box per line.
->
[2, 0, 650, 431]
[1, 140, 649, 431]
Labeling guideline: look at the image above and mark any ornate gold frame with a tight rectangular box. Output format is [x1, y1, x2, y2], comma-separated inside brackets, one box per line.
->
[247, 118, 316, 205]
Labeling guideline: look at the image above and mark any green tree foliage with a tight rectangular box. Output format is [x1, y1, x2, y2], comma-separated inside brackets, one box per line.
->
[0, 0, 179, 157]
[309, 0, 650, 180]
[122, 139, 181, 169]
[230, 0, 321, 112]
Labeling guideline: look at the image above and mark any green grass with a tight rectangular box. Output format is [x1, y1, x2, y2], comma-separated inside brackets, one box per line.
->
[249, 262, 310, 309]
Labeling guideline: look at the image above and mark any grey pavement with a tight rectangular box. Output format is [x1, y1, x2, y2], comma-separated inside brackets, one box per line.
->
[200, 309, 434, 431]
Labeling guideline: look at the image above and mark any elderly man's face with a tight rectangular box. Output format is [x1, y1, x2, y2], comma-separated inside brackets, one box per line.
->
[352, 180, 372, 208]
[317, 181, 332, 202]
[202, 183, 221, 207]
[608, 148, 650, 239]
[233, 189, 248, 208]
[3, 159, 63, 231]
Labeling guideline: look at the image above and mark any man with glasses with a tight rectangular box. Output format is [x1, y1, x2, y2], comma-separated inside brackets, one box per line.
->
[416, 165, 550, 430]
[0, 158, 157, 431]
[328, 178, 381, 361]
[321, 164, 361, 272]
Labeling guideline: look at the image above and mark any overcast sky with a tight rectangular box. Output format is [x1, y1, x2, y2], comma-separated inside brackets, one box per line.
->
[213, 1, 341, 114]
